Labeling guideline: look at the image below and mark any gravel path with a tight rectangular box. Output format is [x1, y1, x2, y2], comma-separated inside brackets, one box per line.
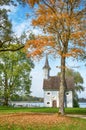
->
[66, 114, 86, 119]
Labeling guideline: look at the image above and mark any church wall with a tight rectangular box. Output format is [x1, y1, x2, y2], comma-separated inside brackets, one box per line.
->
[66, 91, 73, 107]
[44, 91, 52, 107]
[44, 90, 59, 107]
[52, 91, 59, 107]
[44, 90, 73, 108]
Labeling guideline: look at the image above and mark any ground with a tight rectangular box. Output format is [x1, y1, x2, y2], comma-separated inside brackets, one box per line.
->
[0, 113, 86, 130]
[0, 113, 71, 126]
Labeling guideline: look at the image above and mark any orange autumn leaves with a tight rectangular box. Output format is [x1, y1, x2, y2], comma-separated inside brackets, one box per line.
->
[27, 0, 56, 7]
[25, 0, 86, 59]
[0, 113, 71, 126]
[25, 35, 84, 58]
[25, 36, 55, 57]
[27, 0, 40, 7]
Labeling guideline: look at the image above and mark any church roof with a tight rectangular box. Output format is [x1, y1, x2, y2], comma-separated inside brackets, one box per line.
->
[43, 55, 51, 69]
[43, 76, 74, 91]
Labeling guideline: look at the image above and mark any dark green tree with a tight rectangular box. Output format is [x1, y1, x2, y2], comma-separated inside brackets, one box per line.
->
[0, 50, 34, 106]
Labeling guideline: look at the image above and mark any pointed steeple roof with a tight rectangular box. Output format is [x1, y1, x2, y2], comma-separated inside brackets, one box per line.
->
[43, 55, 51, 69]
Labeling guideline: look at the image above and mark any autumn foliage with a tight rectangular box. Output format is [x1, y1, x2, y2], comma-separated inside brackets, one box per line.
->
[25, 0, 86, 59]
[25, 35, 55, 57]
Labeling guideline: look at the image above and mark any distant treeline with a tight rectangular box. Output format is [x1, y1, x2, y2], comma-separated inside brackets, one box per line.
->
[1, 95, 86, 103]
[78, 98, 86, 102]
[11, 95, 44, 102]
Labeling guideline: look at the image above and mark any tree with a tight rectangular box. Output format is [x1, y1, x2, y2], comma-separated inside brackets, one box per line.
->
[58, 68, 84, 107]
[68, 69, 84, 107]
[0, 50, 34, 106]
[0, 0, 26, 52]
[25, 0, 86, 115]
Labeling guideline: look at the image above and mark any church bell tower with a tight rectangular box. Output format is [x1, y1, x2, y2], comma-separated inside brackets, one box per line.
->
[43, 55, 51, 79]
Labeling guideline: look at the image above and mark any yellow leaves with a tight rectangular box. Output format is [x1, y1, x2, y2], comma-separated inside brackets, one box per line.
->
[71, 48, 84, 54]
[50, 0, 55, 4]
[36, 4, 47, 15]
[26, 0, 86, 60]
[62, 53, 72, 57]
[27, 49, 43, 58]
[64, 48, 84, 58]
[25, 35, 55, 58]
[25, 31, 85, 58]
[32, 4, 55, 27]
[71, 32, 81, 39]
[32, 16, 47, 26]
[70, 31, 86, 42]
[25, 39, 43, 58]
[0, 113, 72, 127]
[58, 51, 72, 58]
[27, 0, 40, 7]
[58, 48, 84, 58]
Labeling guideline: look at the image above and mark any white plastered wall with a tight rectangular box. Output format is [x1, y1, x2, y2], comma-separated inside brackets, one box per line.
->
[44, 91, 59, 107]
[44, 90, 73, 108]
[66, 91, 73, 108]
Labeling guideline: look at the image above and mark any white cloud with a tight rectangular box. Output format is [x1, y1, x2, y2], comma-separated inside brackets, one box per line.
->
[12, 20, 30, 37]
[33, 28, 43, 35]
[12, 20, 43, 38]
[0, 4, 18, 14]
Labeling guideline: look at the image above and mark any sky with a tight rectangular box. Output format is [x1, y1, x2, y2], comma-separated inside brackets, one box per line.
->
[1, 2, 86, 98]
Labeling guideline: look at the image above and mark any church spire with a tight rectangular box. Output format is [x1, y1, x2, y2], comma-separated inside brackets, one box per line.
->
[43, 55, 51, 79]
[43, 55, 51, 69]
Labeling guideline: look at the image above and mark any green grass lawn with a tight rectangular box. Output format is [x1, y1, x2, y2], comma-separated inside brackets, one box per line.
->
[0, 106, 86, 115]
[0, 119, 86, 130]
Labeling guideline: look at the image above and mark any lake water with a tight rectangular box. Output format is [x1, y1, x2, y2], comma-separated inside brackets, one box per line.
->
[11, 101, 86, 108]
[79, 102, 86, 108]
[11, 101, 44, 107]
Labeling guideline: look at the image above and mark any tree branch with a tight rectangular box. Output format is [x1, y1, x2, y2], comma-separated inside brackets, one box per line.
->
[0, 45, 24, 52]
[42, 0, 56, 14]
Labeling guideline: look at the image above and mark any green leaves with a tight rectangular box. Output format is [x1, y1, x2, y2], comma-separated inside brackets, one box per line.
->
[58, 68, 84, 107]
[0, 1, 25, 52]
[0, 50, 34, 105]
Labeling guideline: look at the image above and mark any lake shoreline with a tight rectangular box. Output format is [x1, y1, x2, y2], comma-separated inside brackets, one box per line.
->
[10, 101, 86, 108]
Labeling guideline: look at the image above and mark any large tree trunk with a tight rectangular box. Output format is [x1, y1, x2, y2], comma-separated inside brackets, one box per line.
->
[3, 95, 9, 106]
[59, 56, 66, 115]
[3, 74, 9, 106]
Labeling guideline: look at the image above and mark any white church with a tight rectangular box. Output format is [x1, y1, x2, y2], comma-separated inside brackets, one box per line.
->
[43, 56, 74, 108]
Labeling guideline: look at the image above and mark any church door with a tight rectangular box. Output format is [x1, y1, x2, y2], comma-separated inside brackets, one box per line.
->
[52, 100, 57, 107]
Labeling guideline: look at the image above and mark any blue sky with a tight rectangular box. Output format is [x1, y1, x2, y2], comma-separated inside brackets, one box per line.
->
[1, 2, 86, 98]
